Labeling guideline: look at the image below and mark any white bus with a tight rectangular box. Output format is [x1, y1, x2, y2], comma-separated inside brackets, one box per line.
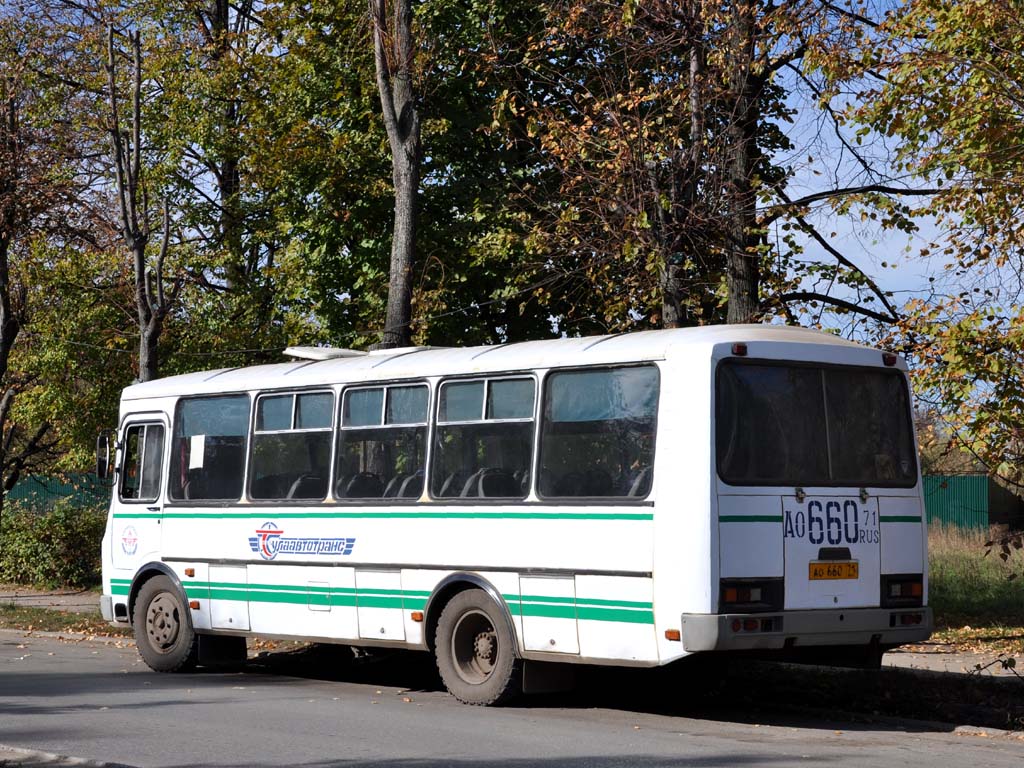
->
[99, 325, 931, 704]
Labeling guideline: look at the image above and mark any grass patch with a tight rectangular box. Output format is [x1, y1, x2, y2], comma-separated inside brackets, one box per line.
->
[929, 624, 1024, 655]
[928, 523, 1024, 629]
[0, 603, 132, 637]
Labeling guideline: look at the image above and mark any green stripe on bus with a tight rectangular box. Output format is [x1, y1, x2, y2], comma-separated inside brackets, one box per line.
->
[509, 593, 653, 610]
[508, 602, 653, 624]
[719, 515, 783, 523]
[205, 588, 410, 610]
[577, 606, 654, 624]
[113, 510, 652, 521]
[880, 515, 922, 523]
[134, 579, 652, 625]
[201, 581, 432, 598]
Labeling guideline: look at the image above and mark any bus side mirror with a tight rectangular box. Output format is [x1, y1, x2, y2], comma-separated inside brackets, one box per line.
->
[96, 430, 115, 482]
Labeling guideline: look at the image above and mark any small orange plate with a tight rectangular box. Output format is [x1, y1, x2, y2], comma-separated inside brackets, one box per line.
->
[809, 561, 859, 580]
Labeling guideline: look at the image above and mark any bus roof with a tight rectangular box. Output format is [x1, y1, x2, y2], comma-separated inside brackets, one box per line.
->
[121, 324, 873, 401]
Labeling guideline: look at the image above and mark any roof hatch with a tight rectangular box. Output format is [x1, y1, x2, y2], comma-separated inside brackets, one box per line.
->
[282, 346, 367, 361]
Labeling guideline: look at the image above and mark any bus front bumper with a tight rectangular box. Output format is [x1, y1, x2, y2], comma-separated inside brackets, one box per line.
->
[100, 594, 113, 622]
[680, 606, 932, 652]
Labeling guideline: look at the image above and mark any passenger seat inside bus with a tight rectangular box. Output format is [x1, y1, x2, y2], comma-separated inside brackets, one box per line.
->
[398, 471, 424, 498]
[461, 468, 520, 498]
[286, 474, 326, 500]
[341, 472, 384, 498]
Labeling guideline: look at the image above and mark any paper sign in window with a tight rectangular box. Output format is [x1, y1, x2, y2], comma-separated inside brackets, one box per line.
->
[189, 434, 206, 469]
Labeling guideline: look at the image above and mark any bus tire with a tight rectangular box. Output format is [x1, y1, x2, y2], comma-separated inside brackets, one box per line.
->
[435, 589, 520, 705]
[134, 575, 198, 673]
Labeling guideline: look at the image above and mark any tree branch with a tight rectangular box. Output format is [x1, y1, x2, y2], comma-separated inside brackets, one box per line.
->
[105, 25, 132, 246]
[370, 0, 400, 146]
[762, 183, 943, 226]
[775, 191, 901, 321]
[773, 291, 897, 323]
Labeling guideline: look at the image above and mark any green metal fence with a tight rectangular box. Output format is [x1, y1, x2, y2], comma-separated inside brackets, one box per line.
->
[5, 474, 108, 510]
[923, 474, 1024, 530]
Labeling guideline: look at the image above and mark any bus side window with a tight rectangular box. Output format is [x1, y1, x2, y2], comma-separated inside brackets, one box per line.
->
[169, 395, 250, 501]
[538, 366, 659, 499]
[249, 391, 334, 501]
[336, 384, 428, 500]
[431, 377, 535, 500]
[119, 423, 165, 502]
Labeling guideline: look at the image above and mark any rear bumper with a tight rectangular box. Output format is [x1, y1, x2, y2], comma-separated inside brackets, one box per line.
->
[680, 606, 932, 652]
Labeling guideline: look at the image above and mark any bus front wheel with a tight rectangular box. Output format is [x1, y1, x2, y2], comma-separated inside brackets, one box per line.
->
[435, 589, 520, 705]
[134, 575, 198, 673]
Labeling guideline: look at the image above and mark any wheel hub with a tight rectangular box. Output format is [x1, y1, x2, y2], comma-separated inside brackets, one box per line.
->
[146, 593, 180, 653]
[451, 609, 499, 685]
[473, 631, 496, 665]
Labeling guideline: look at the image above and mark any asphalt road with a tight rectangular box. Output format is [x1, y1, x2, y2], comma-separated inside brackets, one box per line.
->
[2, 629, 1022, 768]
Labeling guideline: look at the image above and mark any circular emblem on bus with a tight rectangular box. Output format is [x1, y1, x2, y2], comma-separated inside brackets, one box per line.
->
[254, 522, 284, 560]
[121, 526, 139, 556]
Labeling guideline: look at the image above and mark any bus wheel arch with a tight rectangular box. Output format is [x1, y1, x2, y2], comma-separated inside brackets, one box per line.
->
[129, 566, 198, 673]
[425, 575, 522, 706]
[423, 573, 518, 655]
[127, 562, 183, 624]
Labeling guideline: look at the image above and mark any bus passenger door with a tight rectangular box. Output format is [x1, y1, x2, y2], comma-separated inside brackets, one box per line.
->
[111, 419, 168, 572]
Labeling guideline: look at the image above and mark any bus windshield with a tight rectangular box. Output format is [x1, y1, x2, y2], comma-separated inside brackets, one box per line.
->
[715, 360, 917, 487]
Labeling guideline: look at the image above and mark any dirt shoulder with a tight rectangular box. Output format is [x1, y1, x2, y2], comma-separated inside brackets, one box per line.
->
[0, 584, 100, 614]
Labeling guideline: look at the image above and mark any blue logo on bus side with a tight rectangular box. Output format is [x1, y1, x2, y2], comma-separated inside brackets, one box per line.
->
[248, 522, 356, 561]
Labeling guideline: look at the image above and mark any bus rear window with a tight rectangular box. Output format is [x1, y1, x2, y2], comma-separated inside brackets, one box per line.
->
[716, 361, 916, 487]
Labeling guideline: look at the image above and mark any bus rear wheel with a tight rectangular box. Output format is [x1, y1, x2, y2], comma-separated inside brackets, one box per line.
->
[134, 575, 198, 673]
[435, 589, 520, 705]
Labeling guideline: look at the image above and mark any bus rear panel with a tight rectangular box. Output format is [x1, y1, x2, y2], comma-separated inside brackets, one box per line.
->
[682, 345, 931, 658]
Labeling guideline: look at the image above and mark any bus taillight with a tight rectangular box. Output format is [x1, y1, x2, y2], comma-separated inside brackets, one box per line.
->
[881, 574, 924, 607]
[719, 578, 783, 613]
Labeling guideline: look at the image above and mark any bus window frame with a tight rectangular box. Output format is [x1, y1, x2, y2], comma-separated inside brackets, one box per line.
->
[246, 388, 337, 504]
[334, 380, 432, 504]
[713, 357, 918, 489]
[168, 391, 253, 505]
[117, 420, 167, 505]
[534, 363, 661, 503]
[429, 373, 538, 502]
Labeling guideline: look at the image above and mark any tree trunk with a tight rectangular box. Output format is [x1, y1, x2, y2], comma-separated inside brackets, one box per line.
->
[383, 161, 418, 347]
[138, 311, 161, 383]
[372, 0, 421, 349]
[0, 96, 20, 525]
[662, 7, 705, 329]
[107, 27, 174, 383]
[209, 0, 246, 287]
[0, 237, 15, 523]
[724, 0, 761, 325]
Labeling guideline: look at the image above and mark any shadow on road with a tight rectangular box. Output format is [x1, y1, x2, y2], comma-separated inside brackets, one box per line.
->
[2, 640, 1020, 737]
[158, 757, 795, 768]
[245, 643, 1024, 733]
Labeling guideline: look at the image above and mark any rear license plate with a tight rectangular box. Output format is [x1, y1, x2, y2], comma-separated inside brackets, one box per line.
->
[809, 561, 858, 580]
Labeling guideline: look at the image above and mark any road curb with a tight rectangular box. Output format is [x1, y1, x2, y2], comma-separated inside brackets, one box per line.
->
[0, 744, 136, 768]
[952, 724, 1023, 740]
